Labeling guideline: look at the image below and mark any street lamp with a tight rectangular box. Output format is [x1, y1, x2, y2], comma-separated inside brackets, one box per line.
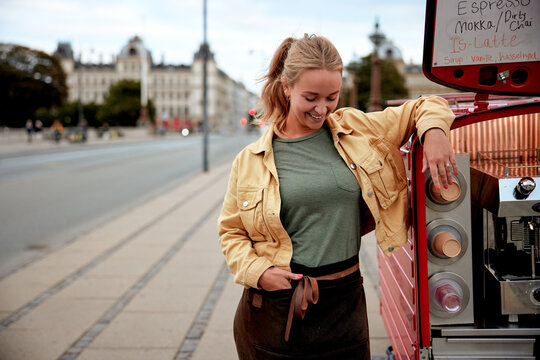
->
[202, 0, 209, 172]
[368, 19, 386, 112]
[77, 53, 84, 125]
[137, 39, 150, 126]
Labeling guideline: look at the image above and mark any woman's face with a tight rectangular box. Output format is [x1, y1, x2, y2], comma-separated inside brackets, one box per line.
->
[282, 68, 342, 138]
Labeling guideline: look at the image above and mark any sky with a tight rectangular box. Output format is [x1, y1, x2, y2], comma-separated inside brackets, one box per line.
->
[0, 0, 428, 93]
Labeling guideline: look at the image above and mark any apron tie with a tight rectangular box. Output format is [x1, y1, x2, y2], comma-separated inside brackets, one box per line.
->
[284, 263, 359, 341]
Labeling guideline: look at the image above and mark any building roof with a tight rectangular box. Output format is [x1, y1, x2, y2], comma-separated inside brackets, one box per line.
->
[379, 40, 403, 61]
[152, 63, 191, 71]
[119, 36, 152, 60]
[53, 42, 74, 59]
[193, 43, 214, 61]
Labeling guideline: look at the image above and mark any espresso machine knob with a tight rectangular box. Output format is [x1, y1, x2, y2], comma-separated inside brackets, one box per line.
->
[513, 177, 536, 199]
[533, 288, 540, 303]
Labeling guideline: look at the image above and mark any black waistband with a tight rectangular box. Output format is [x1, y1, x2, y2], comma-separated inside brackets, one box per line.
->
[290, 255, 359, 278]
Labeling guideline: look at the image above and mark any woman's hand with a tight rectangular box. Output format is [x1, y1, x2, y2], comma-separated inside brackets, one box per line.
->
[258, 267, 303, 291]
[421, 128, 459, 190]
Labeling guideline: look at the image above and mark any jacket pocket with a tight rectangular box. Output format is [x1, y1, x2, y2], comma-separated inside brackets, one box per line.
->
[237, 187, 267, 241]
[360, 143, 406, 209]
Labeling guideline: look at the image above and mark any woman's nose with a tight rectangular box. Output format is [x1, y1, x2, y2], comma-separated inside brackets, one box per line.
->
[314, 103, 326, 114]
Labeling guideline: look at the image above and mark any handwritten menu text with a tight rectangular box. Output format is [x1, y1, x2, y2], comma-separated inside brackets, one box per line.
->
[433, 0, 539, 67]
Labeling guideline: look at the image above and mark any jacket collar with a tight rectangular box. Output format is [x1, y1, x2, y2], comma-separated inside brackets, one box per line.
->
[247, 125, 274, 155]
[247, 113, 352, 155]
[326, 112, 353, 136]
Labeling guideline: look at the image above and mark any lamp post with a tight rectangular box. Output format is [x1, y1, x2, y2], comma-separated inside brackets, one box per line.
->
[202, 0, 209, 172]
[368, 20, 385, 112]
[77, 53, 84, 125]
[137, 38, 150, 126]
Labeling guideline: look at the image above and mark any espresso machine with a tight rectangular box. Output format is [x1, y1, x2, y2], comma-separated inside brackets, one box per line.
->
[469, 147, 540, 327]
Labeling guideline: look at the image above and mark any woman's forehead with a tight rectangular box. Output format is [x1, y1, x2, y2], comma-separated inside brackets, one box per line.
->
[295, 69, 342, 93]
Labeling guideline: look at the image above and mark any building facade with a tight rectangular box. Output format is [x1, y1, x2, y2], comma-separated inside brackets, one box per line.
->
[54, 36, 257, 133]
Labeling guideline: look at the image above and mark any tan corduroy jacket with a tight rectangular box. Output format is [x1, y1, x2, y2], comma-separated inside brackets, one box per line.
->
[218, 96, 454, 288]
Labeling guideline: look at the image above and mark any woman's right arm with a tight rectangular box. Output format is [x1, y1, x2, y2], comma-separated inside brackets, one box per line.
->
[218, 158, 275, 289]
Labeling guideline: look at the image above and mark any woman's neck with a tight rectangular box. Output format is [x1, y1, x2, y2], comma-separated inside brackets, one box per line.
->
[277, 123, 323, 139]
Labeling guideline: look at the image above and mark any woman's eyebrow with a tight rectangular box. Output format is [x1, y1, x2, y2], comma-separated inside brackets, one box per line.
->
[302, 90, 340, 96]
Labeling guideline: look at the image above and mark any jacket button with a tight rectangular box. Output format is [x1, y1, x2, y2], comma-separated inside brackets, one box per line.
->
[388, 247, 394, 252]
[377, 218, 381, 224]
[368, 191, 374, 197]
[350, 163, 356, 170]
[243, 201, 249, 207]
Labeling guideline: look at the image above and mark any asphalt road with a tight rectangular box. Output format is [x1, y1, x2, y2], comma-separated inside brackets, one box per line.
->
[0, 134, 256, 277]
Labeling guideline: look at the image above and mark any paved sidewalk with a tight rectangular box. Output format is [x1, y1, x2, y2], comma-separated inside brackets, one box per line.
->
[0, 160, 390, 359]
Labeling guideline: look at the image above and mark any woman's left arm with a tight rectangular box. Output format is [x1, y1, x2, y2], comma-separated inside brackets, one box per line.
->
[362, 95, 457, 189]
[373, 95, 457, 189]
[412, 96, 458, 190]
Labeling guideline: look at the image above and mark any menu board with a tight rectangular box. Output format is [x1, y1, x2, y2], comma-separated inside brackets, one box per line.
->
[433, 0, 540, 67]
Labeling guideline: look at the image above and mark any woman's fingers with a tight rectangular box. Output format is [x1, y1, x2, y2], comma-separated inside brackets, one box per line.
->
[258, 267, 303, 291]
[422, 128, 459, 189]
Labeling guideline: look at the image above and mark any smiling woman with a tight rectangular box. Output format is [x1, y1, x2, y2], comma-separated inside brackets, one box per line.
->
[218, 33, 457, 359]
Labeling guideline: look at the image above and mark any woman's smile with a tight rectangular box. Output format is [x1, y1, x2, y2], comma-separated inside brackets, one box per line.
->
[308, 112, 323, 120]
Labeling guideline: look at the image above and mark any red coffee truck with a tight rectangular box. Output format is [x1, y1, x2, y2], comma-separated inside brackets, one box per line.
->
[379, 1, 540, 358]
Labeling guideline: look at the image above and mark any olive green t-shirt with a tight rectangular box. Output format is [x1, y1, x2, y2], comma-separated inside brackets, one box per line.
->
[273, 125, 362, 267]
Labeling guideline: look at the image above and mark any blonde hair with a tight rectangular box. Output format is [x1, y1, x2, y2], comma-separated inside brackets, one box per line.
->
[256, 34, 343, 134]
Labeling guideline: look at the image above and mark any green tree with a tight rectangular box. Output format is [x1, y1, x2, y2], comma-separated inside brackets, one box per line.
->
[83, 103, 101, 128]
[34, 102, 101, 128]
[57, 101, 79, 126]
[346, 54, 408, 111]
[97, 79, 155, 127]
[34, 107, 55, 128]
[0, 43, 67, 127]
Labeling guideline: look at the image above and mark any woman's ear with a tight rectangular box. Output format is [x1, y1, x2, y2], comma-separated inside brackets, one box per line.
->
[282, 76, 290, 99]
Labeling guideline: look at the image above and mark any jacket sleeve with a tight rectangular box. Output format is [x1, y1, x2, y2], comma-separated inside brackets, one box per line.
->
[217, 157, 273, 288]
[365, 95, 455, 147]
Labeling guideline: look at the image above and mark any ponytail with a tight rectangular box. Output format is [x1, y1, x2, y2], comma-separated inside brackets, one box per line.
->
[256, 37, 294, 134]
